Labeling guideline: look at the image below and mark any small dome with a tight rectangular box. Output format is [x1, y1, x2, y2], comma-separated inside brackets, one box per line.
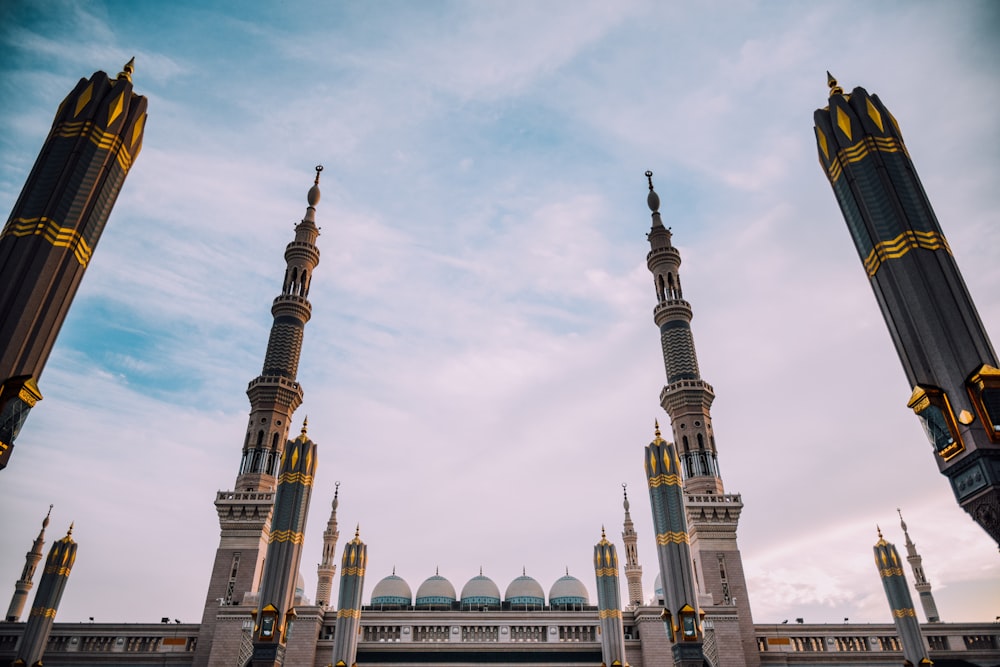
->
[415, 574, 456, 609]
[460, 574, 501, 609]
[549, 573, 589, 609]
[371, 574, 412, 607]
[653, 573, 664, 604]
[505, 574, 545, 609]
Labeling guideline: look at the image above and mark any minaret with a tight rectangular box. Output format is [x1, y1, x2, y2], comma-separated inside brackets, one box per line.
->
[5, 505, 51, 622]
[331, 528, 367, 667]
[13, 524, 77, 667]
[0, 60, 147, 470]
[643, 172, 758, 666]
[194, 167, 323, 667]
[620, 484, 643, 609]
[873, 528, 931, 665]
[594, 528, 628, 667]
[249, 422, 318, 667]
[897, 509, 940, 622]
[814, 75, 1000, 544]
[644, 423, 704, 667]
[315, 481, 341, 608]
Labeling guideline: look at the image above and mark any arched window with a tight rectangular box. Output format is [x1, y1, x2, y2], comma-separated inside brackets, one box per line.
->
[256, 430, 264, 447]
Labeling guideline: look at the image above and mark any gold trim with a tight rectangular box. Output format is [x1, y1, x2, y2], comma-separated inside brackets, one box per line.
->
[51, 119, 136, 172]
[276, 471, 314, 486]
[108, 91, 124, 126]
[866, 97, 884, 132]
[268, 530, 304, 544]
[29, 607, 57, 618]
[836, 106, 853, 141]
[337, 608, 362, 619]
[647, 473, 682, 488]
[598, 609, 622, 619]
[655, 531, 689, 545]
[862, 230, 950, 277]
[1, 217, 94, 266]
[892, 608, 916, 618]
[595, 567, 618, 577]
[816, 126, 829, 160]
[74, 82, 94, 118]
[878, 567, 905, 578]
[824, 135, 908, 182]
[43, 565, 73, 576]
[341, 566, 365, 576]
[967, 364, 1000, 443]
[907, 385, 965, 460]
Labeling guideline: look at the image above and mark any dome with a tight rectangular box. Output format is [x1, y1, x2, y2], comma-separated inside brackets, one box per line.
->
[293, 572, 311, 606]
[415, 574, 456, 609]
[505, 574, 545, 609]
[549, 573, 589, 609]
[371, 574, 412, 608]
[460, 574, 501, 609]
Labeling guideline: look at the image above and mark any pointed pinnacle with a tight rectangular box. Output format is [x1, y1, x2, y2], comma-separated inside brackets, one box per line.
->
[117, 57, 135, 82]
[827, 71, 843, 97]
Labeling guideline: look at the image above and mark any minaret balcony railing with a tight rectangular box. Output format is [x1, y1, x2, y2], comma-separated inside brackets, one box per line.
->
[686, 493, 742, 505]
[271, 293, 312, 320]
[660, 380, 715, 403]
[216, 491, 275, 503]
[653, 299, 692, 322]
[646, 246, 681, 264]
[247, 375, 301, 392]
[284, 240, 320, 264]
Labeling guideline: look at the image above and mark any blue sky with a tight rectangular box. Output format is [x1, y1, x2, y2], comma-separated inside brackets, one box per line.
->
[2, 0, 999, 626]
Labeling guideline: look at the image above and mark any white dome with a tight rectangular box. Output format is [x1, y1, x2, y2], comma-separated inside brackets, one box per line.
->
[415, 574, 456, 608]
[504, 574, 545, 608]
[460, 574, 501, 608]
[371, 574, 412, 606]
[549, 574, 589, 608]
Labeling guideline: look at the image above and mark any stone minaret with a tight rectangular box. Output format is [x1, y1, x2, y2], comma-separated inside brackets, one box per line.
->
[194, 167, 323, 666]
[898, 509, 940, 622]
[315, 481, 341, 608]
[874, 528, 932, 665]
[644, 423, 704, 667]
[814, 75, 1000, 545]
[13, 524, 77, 667]
[5, 505, 51, 621]
[620, 484, 643, 609]
[643, 172, 758, 666]
[249, 423, 318, 667]
[332, 528, 367, 667]
[594, 528, 628, 667]
[0, 60, 147, 470]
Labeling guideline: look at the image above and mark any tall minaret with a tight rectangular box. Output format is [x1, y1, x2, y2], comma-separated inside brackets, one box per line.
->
[643, 423, 704, 667]
[620, 484, 643, 609]
[0, 60, 147, 470]
[194, 167, 323, 667]
[814, 75, 1000, 544]
[873, 528, 931, 665]
[331, 528, 367, 667]
[643, 172, 758, 667]
[249, 423, 318, 667]
[897, 509, 940, 622]
[5, 505, 51, 622]
[594, 528, 628, 667]
[315, 481, 341, 608]
[13, 524, 76, 667]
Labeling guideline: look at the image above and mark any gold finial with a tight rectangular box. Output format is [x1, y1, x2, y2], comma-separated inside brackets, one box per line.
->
[314, 165, 323, 185]
[67, 522, 74, 537]
[392, 565, 396, 576]
[653, 419, 664, 444]
[42, 504, 53, 529]
[565, 566, 569, 576]
[601, 526, 606, 539]
[117, 57, 135, 82]
[301, 416, 308, 436]
[479, 566, 483, 576]
[827, 71, 843, 97]
[522, 566, 526, 576]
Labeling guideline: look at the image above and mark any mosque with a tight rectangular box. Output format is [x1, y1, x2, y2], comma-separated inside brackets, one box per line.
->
[1, 63, 999, 667]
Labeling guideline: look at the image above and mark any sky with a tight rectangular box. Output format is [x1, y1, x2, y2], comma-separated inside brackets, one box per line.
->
[1, 0, 999, 628]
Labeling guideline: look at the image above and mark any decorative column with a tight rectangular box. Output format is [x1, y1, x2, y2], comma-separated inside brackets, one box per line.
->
[594, 528, 628, 667]
[13, 525, 77, 667]
[315, 481, 341, 608]
[814, 74, 1000, 544]
[0, 60, 147, 469]
[332, 528, 367, 667]
[621, 485, 643, 609]
[5, 506, 51, 622]
[873, 528, 931, 665]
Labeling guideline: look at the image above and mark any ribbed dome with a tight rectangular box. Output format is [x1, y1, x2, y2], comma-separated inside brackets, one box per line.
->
[415, 574, 456, 609]
[460, 574, 501, 609]
[371, 574, 412, 607]
[549, 574, 589, 609]
[505, 574, 545, 608]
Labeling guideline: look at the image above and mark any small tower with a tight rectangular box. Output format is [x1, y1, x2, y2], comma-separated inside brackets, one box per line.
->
[332, 528, 367, 667]
[898, 509, 940, 622]
[814, 75, 1000, 544]
[315, 481, 341, 608]
[5, 505, 51, 622]
[195, 168, 324, 667]
[249, 422, 318, 667]
[13, 524, 77, 667]
[620, 484, 643, 609]
[873, 528, 931, 665]
[594, 528, 628, 667]
[643, 423, 704, 667]
[0, 60, 147, 469]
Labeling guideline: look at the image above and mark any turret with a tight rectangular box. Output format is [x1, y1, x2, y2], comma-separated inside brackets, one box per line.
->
[315, 481, 341, 608]
[620, 484, 643, 608]
[873, 528, 931, 665]
[898, 509, 940, 622]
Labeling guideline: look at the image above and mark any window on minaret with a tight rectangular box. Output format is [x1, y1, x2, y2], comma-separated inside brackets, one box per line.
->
[908, 386, 964, 460]
[967, 365, 1000, 441]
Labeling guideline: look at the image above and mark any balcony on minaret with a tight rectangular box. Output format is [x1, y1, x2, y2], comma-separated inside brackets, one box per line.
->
[653, 298, 692, 324]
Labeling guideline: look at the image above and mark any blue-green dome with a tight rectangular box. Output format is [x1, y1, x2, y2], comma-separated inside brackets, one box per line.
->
[460, 574, 501, 609]
[505, 574, 544, 608]
[371, 574, 412, 607]
[549, 574, 589, 608]
[415, 574, 456, 609]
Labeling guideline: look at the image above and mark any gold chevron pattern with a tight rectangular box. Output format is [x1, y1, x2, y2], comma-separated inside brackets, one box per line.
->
[51, 119, 137, 172]
[893, 608, 916, 618]
[647, 473, 682, 488]
[269, 530, 304, 544]
[598, 609, 622, 619]
[337, 608, 362, 619]
[43, 565, 72, 577]
[863, 229, 950, 276]
[655, 531, 689, 545]
[825, 135, 907, 183]
[595, 567, 618, 577]
[341, 566, 365, 576]
[878, 567, 905, 578]
[277, 471, 314, 486]
[29, 607, 57, 618]
[2, 217, 94, 266]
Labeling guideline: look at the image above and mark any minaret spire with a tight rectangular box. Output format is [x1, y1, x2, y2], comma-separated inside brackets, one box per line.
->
[195, 168, 324, 667]
[315, 481, 342, 608]
[594, 528, 628, 667]
[873, 530, 931, 665]
[14, 525, 77, 666]
[5, 505, 52, 621]
[621, 483, 643, 609]
[897, 509, 940, 622]
[331, 529, 367, 667]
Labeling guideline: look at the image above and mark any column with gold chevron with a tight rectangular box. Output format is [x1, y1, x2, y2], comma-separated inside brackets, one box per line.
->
[594, 528, 628, 667]
[249, 424, 317, 667]
[0, 60, 147, 470]
[13, 524, 77, 667]
[873, 529, 931, 665]
[644, 424, 704, 667]
[815, 75, 1000, 545]
[332, 528, 367, 667]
